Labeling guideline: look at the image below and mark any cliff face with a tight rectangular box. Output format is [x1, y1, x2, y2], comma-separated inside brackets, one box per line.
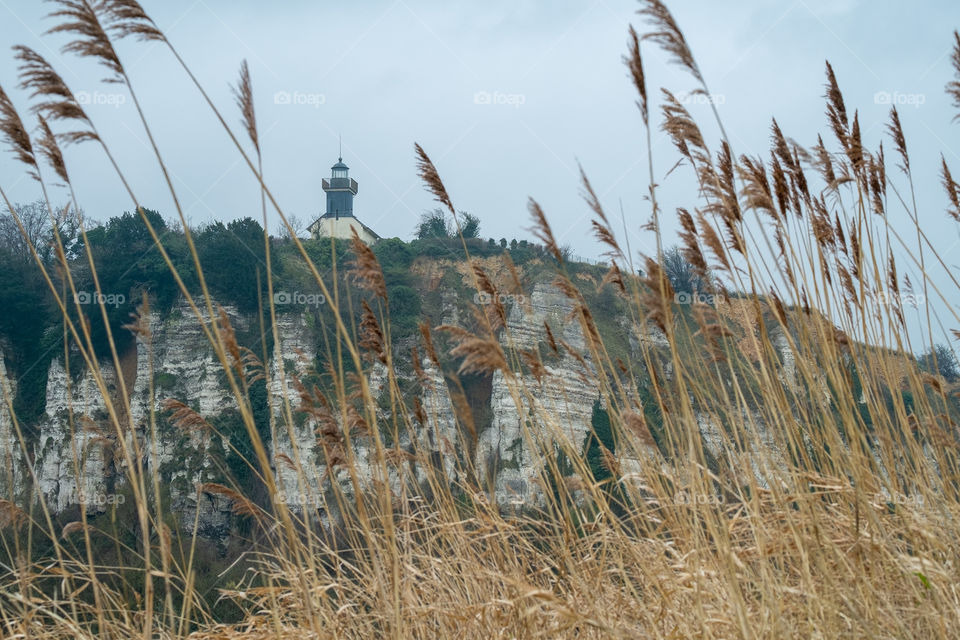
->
[478, 281, 600, 508]
[26, 305, 244, 529]
[0, 268, 790, 535]
[0, 354, 20, 502]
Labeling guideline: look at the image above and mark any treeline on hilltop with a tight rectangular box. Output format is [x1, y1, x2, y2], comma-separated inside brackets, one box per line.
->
[0, 202, 561, 422]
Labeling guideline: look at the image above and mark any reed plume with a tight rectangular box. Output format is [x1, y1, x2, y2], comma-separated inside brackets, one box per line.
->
[415, 142, 455, 216]
[437, 325, 508, 376]
[812, 134, 837, 187]
[162, 399, 212, 433]
[45, 0, 124, 81]
[676, 207, 709, 282]
[942, 156, 960, 222]
[0, 84, 38, 176]
[637, 0, 703, 85]
[359, 300, 387, 364]
[34, 115, 67, 183]
[528, 198, 564, 263]
[13, 46, 99, 146]
[349, 228, 387, 300]
[98, 0, 164, 42]
[824, 61, 849, 147]
[738, 155, 777, 221]
[948, 30, 960, 120]
[231, 59, 259, 153]
[0, 500, 26, 530]
[197, 483, 262, 518]
[887, 107, 910, 174]
[624, 24, 648, 124]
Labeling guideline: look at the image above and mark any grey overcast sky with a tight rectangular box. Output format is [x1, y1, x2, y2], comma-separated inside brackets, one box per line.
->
[0, 0, 959, 340]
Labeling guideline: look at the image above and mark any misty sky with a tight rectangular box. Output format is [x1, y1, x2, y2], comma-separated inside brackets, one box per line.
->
[1, 0, 959, 343]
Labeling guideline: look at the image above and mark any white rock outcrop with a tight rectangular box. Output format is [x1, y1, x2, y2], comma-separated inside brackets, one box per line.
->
[0, 351, 22, 500]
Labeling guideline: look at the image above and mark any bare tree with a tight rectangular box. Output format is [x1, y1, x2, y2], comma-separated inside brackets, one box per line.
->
[0, 200, 85, 265]
[662, 245, 708, 295]
[277, 213, 304, 240]
[1, 200, 45, 263]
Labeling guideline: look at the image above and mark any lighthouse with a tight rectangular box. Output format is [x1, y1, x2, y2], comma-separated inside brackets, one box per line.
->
[308, 156, 380, 245]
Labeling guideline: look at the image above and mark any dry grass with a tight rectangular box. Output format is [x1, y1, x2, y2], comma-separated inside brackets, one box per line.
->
[0, 1, 959, 638]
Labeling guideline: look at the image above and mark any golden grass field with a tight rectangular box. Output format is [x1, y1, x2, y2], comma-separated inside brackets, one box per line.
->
[1, 1, 960, 637]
